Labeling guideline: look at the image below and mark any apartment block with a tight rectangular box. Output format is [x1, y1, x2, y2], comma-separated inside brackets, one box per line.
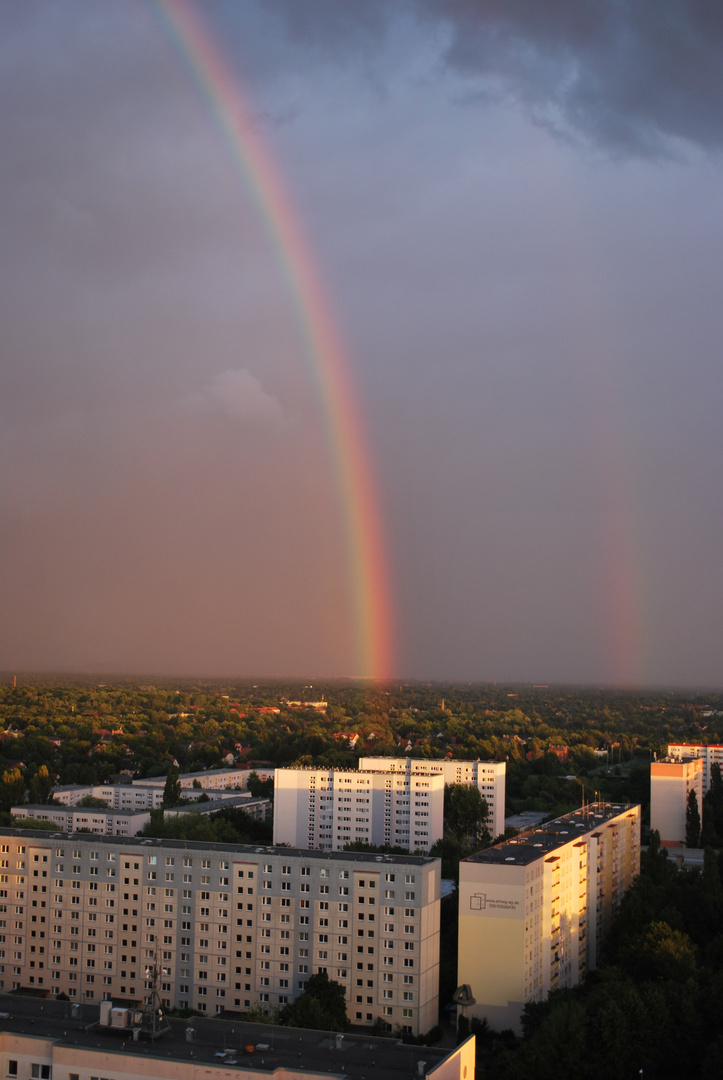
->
[0, 828, 440, 1036]
[650, 756, 704, 846]
[53, 785, 166, 810]
[273, 768, 444, 853]
[667, 744, 723, 793]
[134, 768, 274, 793]
[458, 802, 640, 1033]
[10, 806, 150, 837]
[359, 758, 506, 839]
[50, 786, 270, 821]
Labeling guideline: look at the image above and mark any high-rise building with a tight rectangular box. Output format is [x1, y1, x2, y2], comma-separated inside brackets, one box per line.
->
[667, 744, 723, 793]
[457, 802, 640, 1033]
[650, 756, 704, 846]
[0, 828, 440, 1036]
[358, 758, 506, 839]
[273, 768, 444, 853]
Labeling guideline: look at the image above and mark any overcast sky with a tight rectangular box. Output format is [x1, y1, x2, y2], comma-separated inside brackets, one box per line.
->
[2, 0, 723, 687]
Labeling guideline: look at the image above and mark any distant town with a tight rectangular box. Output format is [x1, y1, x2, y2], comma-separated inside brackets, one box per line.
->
[0, 677, 721, 1077]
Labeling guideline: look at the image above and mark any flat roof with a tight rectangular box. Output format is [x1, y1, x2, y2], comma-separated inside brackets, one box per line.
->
[0, 995, 451, 1080]
[169, 796, 269, 814]
[464, 802, 638, 866]
[0, 827, 438, 867]
[13, 806, 148, 816]
[668, 743, 723, 748]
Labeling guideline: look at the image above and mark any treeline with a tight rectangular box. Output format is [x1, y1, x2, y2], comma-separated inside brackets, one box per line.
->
[140, 805, 272, 846]
[1, 678, 723, 825]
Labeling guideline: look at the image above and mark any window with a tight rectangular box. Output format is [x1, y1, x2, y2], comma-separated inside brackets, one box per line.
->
[31, 1067, 51, 1080]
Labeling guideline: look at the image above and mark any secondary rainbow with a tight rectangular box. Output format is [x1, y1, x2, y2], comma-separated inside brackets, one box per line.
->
[154, 0, 394, 679]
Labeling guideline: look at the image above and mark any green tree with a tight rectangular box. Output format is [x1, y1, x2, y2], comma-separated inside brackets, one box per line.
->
[246, 770, 273, 798]
[162, 763, 182, 808]
[28, 764, 53, 804]
[686, 789, 701, 848]
[636, 920, 698, 983]
[0, 768, 26, 812]
[279, 971, 347, 1031]
[444, 784, 490, 844]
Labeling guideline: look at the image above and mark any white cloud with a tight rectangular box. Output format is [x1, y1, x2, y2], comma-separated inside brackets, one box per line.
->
[183, 368, 286, 424]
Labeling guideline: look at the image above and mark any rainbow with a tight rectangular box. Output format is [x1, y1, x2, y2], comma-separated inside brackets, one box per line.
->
[153, 0, 394, 679]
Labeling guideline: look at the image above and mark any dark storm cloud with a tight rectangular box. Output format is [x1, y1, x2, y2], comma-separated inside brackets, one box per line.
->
[425, 0, 723, 152]
[262, 0, 723, 153]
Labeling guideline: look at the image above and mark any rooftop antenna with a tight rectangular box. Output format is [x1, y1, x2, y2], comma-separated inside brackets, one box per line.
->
[139, 936, 171, 1040]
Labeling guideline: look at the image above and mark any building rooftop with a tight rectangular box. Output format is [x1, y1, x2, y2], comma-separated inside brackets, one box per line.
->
[0, 995, 451, 1080]
[0, 827, 439, 866]
[464, 802, 638, 866]
[14, 805, 147, 816]
[169, 795, 269, 814]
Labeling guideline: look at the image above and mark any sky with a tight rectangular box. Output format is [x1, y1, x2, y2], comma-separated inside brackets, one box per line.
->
[2, 0, 723, 687]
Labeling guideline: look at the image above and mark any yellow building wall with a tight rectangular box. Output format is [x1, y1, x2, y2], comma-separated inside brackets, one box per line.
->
[427, 1035, 475, 1080]
[458, 864, 526, 1032]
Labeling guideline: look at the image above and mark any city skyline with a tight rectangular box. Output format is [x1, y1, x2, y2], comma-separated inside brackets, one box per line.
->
[3, 2, 723, 687]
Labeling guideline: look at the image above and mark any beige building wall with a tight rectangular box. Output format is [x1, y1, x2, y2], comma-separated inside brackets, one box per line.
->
[458, 803, 640, 1033]
[0, 829, 439, 1038]
[650, 758, 704, 846]
[359, 758, 506, 839]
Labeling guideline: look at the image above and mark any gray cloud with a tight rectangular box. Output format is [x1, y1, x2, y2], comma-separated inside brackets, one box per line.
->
[425, 0, 723, 153]
[258, 0, 723, 154]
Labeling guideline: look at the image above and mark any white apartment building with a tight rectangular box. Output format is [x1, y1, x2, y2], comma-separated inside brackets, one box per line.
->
[53, 785, 166, 810]
[273, 768, 444, 853]
[0, 828, 440, 1037]
[667, 744, 723, 793]
[359, 758, 506, 839]
[458, 802, 640, 1033]
[134, 768, 274, 793]
[51, 785, 270, 819]
[650, 757, 704, 846]
[10, 806, 150, 837]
